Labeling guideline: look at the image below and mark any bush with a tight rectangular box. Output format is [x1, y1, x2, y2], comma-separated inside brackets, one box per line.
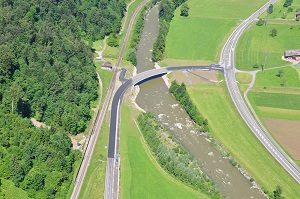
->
[287, 7, 293, 13]
[268, 4, 274, 14]
[283, 0, 293, 7]
[127, 48, 137, 66]
[180, 3, 189, 17]
[270, 28, 278, 37]
[256, 18, 265, 26]
[107, 34, 119, 47]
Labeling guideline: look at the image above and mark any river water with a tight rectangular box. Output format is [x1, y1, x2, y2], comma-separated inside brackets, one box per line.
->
[135, 5, 265, 199]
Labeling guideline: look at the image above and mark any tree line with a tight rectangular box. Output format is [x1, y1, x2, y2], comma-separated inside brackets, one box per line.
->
[0, 0, 126, 197]
[137, 112, 222, 199]
[127, 5, 150, 65]
[152, 0, 187, 62]
[169, 81, 209, 132]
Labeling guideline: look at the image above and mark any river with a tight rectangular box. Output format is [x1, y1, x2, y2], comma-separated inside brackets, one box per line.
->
[135, 5, 265, 199]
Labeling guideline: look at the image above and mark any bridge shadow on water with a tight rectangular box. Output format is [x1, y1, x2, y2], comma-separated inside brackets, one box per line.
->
[134, 73, 167, 86]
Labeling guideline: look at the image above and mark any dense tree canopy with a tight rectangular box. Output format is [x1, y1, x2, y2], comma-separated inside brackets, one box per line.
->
[0, 0, 126, 197]
[0, 110, 80, 198]
[0, 0, 126, 134]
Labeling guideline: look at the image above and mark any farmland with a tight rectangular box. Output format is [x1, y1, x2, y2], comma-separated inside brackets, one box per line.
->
[236, 0, 300, 70]
[236, 23, 300, 70]
[164, 0, 268, 64]
[187, 82, 300, 198]
[246, 66, 300, 161]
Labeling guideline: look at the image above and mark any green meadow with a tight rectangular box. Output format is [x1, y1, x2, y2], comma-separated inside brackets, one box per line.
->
[249, 92, 300, 110]
[254, 67, 300, 88]
[78, 121, 109, 199]
[262, 0, 300, 19]
[164, 0, 267, 63]
[119, 104, 206, 199]
[248, 66, 300, 120]
[78, 63, 113, 199]
[236, 23, 300, 70]
[187, 82, 300, 198]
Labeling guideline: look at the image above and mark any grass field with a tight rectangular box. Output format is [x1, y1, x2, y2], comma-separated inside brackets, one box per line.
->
[236, 22, 300, 70]
[164, 0, 267, 63]
[256, 106, 300, 120]
[246, 67, 300, 121]
[78, 120, 109, 199]
[120, 104, 206, 199]
[254, 66, 300, 88]
[262, 0, 300, 19]
[95, 63, 113, 102]
[249, 92, 300, 110]
[187, 82, 300, 198]
[93, 40, 104, 51]
[236, 72, 253, 84]
[77, 63, 112, 199]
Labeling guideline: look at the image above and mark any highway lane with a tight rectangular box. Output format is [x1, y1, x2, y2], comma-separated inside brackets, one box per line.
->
[105, 65, 223, 199]
[221, 0, 300, 184]
[70, 1, 150, 199]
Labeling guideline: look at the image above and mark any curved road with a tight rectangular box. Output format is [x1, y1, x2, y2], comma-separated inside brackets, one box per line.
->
[104, 1, 300, 199]
[70, 0, 150, 198]
[221, 0, 300, 184]
[104, 65, 223, 199]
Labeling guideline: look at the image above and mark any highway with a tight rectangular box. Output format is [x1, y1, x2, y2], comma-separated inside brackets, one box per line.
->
[220, 0, 300, 184]
[70, 1, 150, 198]
[105, 65, 223, 199]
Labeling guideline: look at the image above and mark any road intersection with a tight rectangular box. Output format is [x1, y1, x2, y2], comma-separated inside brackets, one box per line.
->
[221, 0, 300, 184]
[73, 0, 300, 199]
[105, 65, 223, 199]
[70, 1, 150, 198]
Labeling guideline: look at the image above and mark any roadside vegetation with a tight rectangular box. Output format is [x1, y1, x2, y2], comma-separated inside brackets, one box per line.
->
[235, 0, 300, 170]
[78, 120, 109, 199]
[122, 0, 144, 32]
[120, 104, 204, 199]
[187, 82, 300, 198]
[245, 66, 300, 162]
[0, 0, 126, 197]
[163, 0, 268, 64]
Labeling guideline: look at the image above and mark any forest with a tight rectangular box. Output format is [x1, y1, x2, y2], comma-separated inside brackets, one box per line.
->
[0, 0, 125, 198]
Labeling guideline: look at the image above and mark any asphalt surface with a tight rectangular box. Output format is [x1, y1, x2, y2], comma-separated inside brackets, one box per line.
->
[105, 65, 223, 199]
[221, 0, 300, 184]
[70, 1, 150, 199]
[103, 1, 151, 199]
